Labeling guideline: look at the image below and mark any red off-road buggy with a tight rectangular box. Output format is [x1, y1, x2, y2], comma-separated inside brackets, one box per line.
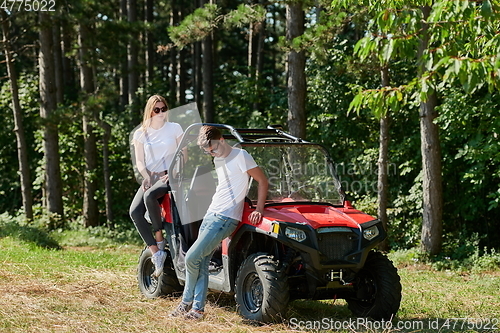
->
[137, 123, 402, 322]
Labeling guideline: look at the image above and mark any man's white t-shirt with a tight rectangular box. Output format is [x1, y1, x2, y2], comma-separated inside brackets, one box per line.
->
[133, 122, 183, 172]
[208, 147, 258, 221]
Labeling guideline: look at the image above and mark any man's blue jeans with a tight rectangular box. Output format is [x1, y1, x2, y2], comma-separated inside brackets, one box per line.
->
[181, 212, 239, 311]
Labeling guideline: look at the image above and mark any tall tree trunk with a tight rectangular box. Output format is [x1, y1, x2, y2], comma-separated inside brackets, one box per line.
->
[271, 7, 279, 88]
[145, 0, 154, 88]
[170, 1, 178, 103]
[178, 47, 187, 104]
[202, 34, 214, 122]
[419, 6, 443, 255]
[78, 22, 99, 227]
[194, 41, 203, 106]
[377, 66, 390, 252]
[286, 2, 306, 139]
[1, 10, 33, 220]
[254, 18, 265, 114]
[248, 21, 255, 77]
[128, 0, 139, 120]
[98, 120, 113, 226]
[169, 47, 178, 102]
[198, 0, 214, 122]
[52, 18, 64, 105]
[38, 12, 63, 217]
[61, 15, 76, 100]
[120, 0, 129, 109]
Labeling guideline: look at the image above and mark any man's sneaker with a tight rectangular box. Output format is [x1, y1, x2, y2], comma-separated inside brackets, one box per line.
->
[170, 301, 192, 317]
[185, 309, 204, 320]
[151, 250, 166, 278]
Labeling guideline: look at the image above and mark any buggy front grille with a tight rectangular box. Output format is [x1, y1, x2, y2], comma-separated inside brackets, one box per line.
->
[317, 231, 358, 262]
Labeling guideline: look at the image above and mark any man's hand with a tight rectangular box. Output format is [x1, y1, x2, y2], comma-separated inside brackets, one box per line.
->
[246, 166, 268, 225]
[248, 209, 263, 225]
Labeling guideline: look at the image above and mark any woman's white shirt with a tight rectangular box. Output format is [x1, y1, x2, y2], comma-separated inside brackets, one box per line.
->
[134, 122, 183, 172]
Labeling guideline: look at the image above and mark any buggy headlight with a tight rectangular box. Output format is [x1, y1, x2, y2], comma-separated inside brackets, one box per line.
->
[363, 225, 379, 241]
[285, 227, 307, 242]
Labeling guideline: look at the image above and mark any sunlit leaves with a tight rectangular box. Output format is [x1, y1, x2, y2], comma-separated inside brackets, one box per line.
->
[224, 4, 266, 28]
[168, 4, 221, 48]
[349, 84, 407, 118]
[334, 0, 500, 118]
[168, 4, 266, 49]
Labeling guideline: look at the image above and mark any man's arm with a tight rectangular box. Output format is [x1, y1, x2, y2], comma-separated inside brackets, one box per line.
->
[247, 166, 268, 225]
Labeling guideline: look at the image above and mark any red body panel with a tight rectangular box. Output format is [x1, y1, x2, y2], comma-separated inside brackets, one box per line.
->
[241, 201, 376, 230]
[163, 197, 376, 230]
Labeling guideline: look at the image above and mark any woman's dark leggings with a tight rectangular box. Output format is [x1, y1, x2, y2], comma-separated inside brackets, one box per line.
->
[129, 180, 170, 246]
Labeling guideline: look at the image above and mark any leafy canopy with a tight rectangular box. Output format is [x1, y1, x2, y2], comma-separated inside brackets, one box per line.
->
[331, 0, 500, 117]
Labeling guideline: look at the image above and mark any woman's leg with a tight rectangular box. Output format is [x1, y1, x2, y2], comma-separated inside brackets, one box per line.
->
[182, 213, 239, 312]
[144, 180, 170, 242]
[129, 187, 156, 247]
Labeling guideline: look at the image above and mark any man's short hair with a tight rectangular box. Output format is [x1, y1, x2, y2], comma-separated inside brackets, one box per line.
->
[197, 125, 222, 148]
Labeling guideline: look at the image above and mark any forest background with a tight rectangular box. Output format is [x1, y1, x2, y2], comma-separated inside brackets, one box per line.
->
[0, 0, 499, 267]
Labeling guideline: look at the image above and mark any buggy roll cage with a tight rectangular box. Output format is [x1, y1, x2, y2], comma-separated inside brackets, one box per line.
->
[181, 123, 308, 144]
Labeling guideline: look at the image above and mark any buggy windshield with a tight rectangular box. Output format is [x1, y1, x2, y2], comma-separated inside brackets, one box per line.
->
[168, 124, 344, 225]
[242, 144, 344, 206]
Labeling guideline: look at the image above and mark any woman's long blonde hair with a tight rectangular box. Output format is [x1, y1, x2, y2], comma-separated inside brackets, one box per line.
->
[141, 95, 169, 131]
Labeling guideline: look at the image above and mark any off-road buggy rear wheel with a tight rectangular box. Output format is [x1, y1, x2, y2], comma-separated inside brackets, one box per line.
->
[137, 247, 183, 299]
[235, 253, 289, 322]
[346, 251, 401, 320]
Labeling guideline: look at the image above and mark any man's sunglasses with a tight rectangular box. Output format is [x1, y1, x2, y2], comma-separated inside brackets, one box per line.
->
[202, 142, 220, 155]
[153, 106, 168, 114]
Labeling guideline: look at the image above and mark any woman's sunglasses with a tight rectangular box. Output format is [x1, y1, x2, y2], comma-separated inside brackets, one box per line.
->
[153, 106, 168, 114]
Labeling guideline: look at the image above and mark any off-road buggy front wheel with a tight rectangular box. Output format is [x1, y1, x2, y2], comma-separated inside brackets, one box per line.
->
[346, 251, 402, 320]
[235, 253, 289, 322]
[137, 247, 183, 299]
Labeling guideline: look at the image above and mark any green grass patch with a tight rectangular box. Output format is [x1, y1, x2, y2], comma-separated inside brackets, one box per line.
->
[0, 217, 499, 332]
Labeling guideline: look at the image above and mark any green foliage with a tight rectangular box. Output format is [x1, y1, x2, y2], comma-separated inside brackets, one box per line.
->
[338, 0, 500, 116]
[1, 0, 499, 258]
[278, 11, 348, 57]
[434, 232, 500, 271]
[168, 4, 222, 47]
[168, 4, 267, 49]
[0, 212, 60, 249]
[51, 218, 142, 248]
[390, 245, 500, 272]
[223, 4, 266, 29]
[0, 73, 41, 214]
[0, 211, 141, 249]
[437, 88, 500, 246]
[214, 67, 288, 128]
[349, 84, 407, 118]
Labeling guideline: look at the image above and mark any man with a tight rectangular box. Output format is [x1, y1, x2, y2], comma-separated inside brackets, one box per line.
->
[170, 125, 268, 320]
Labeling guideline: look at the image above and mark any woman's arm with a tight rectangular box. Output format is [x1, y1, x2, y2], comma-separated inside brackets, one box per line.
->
[134, 139, 151, 189]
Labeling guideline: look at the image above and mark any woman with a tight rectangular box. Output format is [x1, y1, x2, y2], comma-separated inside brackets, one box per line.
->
[130, 95, 183, 278]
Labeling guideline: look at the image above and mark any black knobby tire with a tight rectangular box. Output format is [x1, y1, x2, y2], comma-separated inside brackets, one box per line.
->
[235, 253, 290, 323]
[346, 251, 402, 320]
[137, 247, 183, 299]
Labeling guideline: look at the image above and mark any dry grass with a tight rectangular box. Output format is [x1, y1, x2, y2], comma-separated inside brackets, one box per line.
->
[0, 244, 293, 333]
[1, 240, 499, 333]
